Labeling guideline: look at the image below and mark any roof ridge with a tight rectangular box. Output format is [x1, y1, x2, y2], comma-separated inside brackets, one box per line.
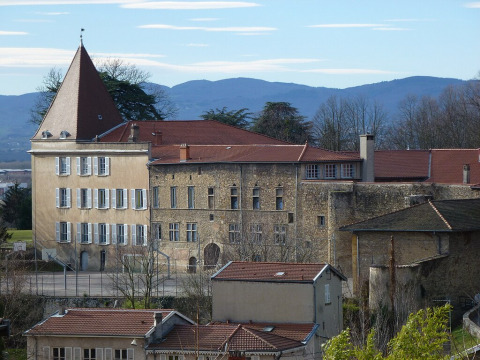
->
[297, 142, 308, 161]
[241, 326, 277, 349]
[429, 201, 453, 230]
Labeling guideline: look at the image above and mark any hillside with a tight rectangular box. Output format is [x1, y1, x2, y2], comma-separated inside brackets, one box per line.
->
[0, 76, 464, 164]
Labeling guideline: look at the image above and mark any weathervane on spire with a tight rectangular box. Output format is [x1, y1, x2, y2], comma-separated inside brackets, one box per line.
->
[80, 28, 85, 45]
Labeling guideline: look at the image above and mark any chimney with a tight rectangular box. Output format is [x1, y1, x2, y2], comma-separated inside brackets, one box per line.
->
[154, 131, 162, 146]
[152, 312, 163, 341]
[463, 164, 471, 184]
[360, 134, 375, 182]
[128, 123, 139, 143]
[180, 143, 190, 162]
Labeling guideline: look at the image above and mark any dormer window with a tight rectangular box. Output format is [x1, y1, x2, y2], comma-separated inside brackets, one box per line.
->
[59, 130, 70, 139]
[41, 130, 52, 139]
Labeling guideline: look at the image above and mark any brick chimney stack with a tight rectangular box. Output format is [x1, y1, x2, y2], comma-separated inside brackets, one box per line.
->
[180, 143, 190, 162]
[360, 134, 375, 182]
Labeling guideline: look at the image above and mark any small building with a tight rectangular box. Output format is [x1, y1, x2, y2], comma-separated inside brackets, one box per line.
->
[24, 308, 195, 360]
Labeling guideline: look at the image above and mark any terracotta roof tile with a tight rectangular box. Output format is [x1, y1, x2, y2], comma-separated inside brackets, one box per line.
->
[429, 149, 480, 184]
[211, 261, 328, 282]
[25, 308, 173, 337]
[375, 150, 430, 180]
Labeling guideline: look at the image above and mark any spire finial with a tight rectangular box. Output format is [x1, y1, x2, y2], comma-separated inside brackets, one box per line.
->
[80, 28, 85, 45]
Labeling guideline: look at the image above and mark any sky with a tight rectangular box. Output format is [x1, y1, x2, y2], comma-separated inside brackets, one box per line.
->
[1, 0, 480, 95]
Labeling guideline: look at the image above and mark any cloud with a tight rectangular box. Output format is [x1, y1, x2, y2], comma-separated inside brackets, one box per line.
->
[0, 31, 28, 35]
[139, 24, 276, 32]
[372, 27, 410, 31]
[308, 23, 386, 28]
[304, 68, 393, 75]
[464, 2, 480, 8]
[122, 1, 260, 9]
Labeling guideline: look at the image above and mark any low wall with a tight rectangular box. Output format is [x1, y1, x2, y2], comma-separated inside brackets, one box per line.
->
[463, 303, 480, 339]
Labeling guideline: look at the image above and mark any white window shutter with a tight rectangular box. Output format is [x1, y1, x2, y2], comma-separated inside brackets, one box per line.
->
[111, 189, 116, 209]
[124, 224, 129, 245]
[94, 189, 98, 209]
[127, 348, 134, 360]
[96, 349, 103, 360]
[105, 189, 110, 208]
[73, 348, 81, 360]
[55, 188, 60, 208]
[88, 223, 92, 244]
[76, 157, 81, 175]
[105, 157, 110, 175]
[94, 223, 99, 244]
[77, 223, 81, 243]
[66, 157, 71, 175]
[131, 189, 135, 209]
[67, 222, 71, 242]
[131, 225, 136, 245]
[65, 347, 72, 360]
[123, 189, 128, 209]
[143, 225, 148, 246]
[67, 188, 71, 208]
[106, 224, 110, 244]
[104, 348, 112, 360]
[76, 189, 81, 208]
[55, 157, 59, 175]
[87, 157, 92, 175]
[93, 157, 98, 175]
[142, 189, 147, 209]
[55, 222, 60, 242]
[178, 355, 184, 360]
[111, 225, 117, 245]
[87, 189, 92, 208]
[43, 346, 50, 360]
[159, 355, 166, 360]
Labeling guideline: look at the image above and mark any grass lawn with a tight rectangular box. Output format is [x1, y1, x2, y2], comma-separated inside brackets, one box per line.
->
[7, 229, 33, 245]
[451, 325, 480, 356]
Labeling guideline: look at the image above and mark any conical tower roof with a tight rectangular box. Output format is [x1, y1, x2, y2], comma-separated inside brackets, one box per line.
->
[32, 44, 124, 141]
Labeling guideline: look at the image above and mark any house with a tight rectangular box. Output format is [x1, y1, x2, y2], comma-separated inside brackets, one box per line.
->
[146, 261, 345, 360]
[340, 198, 480, 318]
[24, 308, 194, 360]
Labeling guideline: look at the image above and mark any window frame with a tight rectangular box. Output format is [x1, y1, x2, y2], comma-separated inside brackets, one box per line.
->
[170, 187, 177, 209]
[252, 187, 260, 210]
[152, 186, 159, 209]
[77, 157, 92, 176]
[131, 189, 147, 210]
[208, 187, 215, 209]
[275, 187, 284, 210]
[186, 223, 197, 242]
[274, 224, 287, 245]
[341, 163, 355, 179]
[229, 223, 240, 244]
[250, 224, 263, 244]
[324, 163, 337, 179]
[230, 187, 239, 210]
[56, 157, 71, 176]
[169, 223, 179, 242]
[187, 186, 195, 209]
[305, 164, 319, 179]
[56, 222, 71, 243]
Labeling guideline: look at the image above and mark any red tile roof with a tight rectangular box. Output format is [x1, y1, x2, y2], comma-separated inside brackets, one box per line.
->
[211, 261, 330, 282]
[429, 149, 479, 184]
[25, 308, 174, 337]
[32, 45, 123, 141]
[374, 150, 430, 180]
[147, 323, 308, 353]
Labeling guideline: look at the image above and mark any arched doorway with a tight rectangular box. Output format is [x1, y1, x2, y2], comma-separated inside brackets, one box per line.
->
[188, 257, 197, 273]
[204, 243, 220, 270]
[80, 251, 89, 271]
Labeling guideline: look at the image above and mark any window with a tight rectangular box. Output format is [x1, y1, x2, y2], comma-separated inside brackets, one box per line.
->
[95, 188, 109, 209]
[132, 225, 147, 246]
[325, 283, 331, 304]
[324, 164, 336, 179]
[341, 163, 355, 178]
[153, 223, 161, 241]
[83, 349, 96, 360]
[229, 224, 240, 243]
[53, 348, 66, 360]
[56, 222, 71, 243]
[230, 187, 238, 210]
[252, 188, 260, 210]
[114, 349, 134, 360]
[112, 189, 127, 209]
[77, 223, 91, 244]
[94, 157, 109, 176]
[94, 223, 109, 245]
[112, 224, 128, 245]
[250, 224, 262, 244]
[186, 223, 197, 242]
[77, 188, 92, 208]
[288, 212, 294, 223]
[152, 186, 159, 208]
[274, 225, 287, 244]
[305, 164, 319, 179]
[131, 189, 147, 210]
[187, 186, 195, 209]
[169, 223, 179, 242]
[56, 157, 70, 176]
[317, 215, 326, 227]
[276, 188, 284, 210]
[77, 157, 91, 176]
[208, 187, 214, 209]
[170, 187, 177, 209]
[56, 188, 71, 208]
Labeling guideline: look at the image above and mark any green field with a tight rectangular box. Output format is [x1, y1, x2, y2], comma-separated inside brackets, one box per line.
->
[7, 229, 33, 244]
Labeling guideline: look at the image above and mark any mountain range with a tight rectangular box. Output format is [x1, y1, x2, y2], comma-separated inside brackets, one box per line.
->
[0, 76, 465, 164]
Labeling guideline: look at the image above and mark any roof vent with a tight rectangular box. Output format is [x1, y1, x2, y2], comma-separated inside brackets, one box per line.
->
[274, 271, 285, 277]
[59, 130, 70, 139]
[262, 326, 275, 332]
[41, 130, 52, 139]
